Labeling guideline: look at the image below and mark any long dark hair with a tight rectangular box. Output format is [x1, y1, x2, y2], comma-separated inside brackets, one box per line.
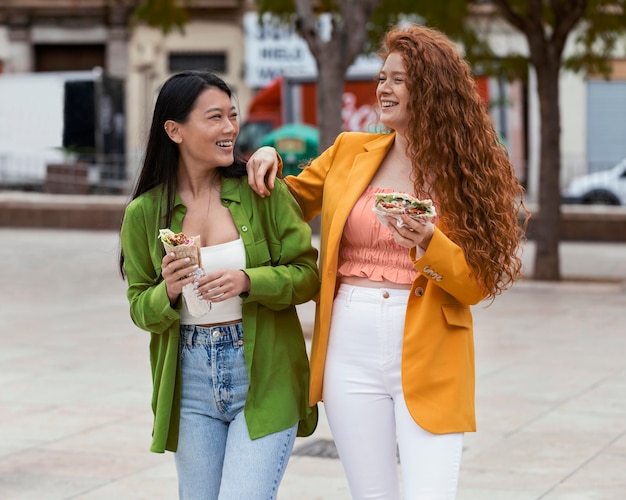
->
[119, 70, 246, 277]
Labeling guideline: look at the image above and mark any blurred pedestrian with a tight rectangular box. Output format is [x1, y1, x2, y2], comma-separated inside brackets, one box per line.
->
[119, 70, 319, 500]
[247, 24, 527, 499]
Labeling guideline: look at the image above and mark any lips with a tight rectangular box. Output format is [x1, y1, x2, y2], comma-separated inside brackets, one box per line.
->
[380, 100, 398, 108]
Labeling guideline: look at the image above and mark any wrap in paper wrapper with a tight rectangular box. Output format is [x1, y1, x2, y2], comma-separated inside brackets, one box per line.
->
[372, 192, 436, 228]
[158, 229, 210, 317]
[162, 236, 202, 268]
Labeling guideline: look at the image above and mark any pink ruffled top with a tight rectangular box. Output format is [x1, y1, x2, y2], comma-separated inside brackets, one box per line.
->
[337, 185, 417, 284]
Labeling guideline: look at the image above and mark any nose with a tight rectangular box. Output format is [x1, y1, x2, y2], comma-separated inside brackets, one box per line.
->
[223, 118, 238, 134]
[377, 80, 390, 96]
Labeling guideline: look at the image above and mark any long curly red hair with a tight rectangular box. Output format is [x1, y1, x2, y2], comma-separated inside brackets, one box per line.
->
[380, 24, 528, 300]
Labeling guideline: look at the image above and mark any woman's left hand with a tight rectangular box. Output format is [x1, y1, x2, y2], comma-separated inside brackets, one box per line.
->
[386, 215, 435, 252]
[246, 146, 280, 198]
[196, 269, 251, 302]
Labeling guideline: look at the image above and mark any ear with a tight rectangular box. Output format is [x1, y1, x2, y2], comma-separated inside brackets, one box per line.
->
[164, 120, 183, 144]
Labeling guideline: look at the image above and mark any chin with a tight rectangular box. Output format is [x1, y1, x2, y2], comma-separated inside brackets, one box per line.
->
[219, 150, 234, 160]
[380, 118, 397, 130]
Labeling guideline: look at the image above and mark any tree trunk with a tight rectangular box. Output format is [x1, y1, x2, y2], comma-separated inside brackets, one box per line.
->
[533, 59, 562, 280]
[316, 59, 348, 151]
[293, 0, 380, 153]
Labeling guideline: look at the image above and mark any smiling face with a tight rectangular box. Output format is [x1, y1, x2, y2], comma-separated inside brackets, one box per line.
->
[376, 52, 410, 136]
[167, 86, 239, 169]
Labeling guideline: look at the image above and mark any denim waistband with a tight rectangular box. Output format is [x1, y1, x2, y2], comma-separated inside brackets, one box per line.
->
[180, 322, 244, 348]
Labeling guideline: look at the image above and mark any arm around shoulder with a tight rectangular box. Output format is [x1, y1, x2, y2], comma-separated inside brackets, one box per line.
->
[243, 179, 320, 309]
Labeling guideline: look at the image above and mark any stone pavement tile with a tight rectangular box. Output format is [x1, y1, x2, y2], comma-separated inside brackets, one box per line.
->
[0, 448, 154, 500]
[0, 472, 103, 500]
[458, 469, 556, 500]
[543, 434, 626, 499]
[69, 461, 178, 500]
[278, 456, 351, 500]
[560, 371, 626, 417]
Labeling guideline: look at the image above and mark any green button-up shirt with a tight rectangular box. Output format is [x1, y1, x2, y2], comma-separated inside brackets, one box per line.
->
[120, 176, 319, 453]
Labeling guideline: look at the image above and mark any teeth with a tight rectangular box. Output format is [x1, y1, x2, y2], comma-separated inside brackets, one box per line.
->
[381, 102, 396, 108]
[217, 141, 232, 147]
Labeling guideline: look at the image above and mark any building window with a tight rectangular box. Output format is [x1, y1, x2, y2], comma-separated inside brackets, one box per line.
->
[168, 52, 227, 73]
[34, 44, 105, 72]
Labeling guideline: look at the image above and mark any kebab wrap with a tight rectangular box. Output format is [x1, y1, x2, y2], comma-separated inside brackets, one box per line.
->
[158, 228, 210, 316]
[373, 192, 436, 228]
[159, 229, 202, 267]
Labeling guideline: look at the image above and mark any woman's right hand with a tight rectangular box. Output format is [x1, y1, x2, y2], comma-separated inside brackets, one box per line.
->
[161, 253, 199, 305]
[246, 146, 280, 197]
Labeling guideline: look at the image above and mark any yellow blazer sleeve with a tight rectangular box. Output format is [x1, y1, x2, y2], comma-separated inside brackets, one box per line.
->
[284, 132, 348, 222]
[411, 227, 486, 306]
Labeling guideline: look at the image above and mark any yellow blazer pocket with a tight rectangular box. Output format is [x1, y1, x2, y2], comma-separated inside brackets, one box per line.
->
[441, 305, 471, 329]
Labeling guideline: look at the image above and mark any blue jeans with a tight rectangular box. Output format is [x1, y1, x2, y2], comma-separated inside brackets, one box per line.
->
[175, 324, 297, 500]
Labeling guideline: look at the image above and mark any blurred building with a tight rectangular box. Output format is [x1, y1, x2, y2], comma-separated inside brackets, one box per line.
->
[0, 2, 625, 200]
[0, 0, 132, 76]
[0, 0, 250, 190]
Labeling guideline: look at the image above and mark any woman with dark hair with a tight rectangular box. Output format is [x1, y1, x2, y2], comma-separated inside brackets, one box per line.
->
[247, 24, 528, 499]
[120, 70, 319, 500]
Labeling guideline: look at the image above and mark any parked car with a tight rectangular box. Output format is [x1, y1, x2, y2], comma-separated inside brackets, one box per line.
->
[562, 158, 626, 205]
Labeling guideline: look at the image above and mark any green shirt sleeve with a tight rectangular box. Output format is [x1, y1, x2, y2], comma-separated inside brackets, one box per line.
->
[120, 196, 181, 333]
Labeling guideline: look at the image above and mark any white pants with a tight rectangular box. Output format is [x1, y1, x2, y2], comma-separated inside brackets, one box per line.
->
[323, 284, 464, 500]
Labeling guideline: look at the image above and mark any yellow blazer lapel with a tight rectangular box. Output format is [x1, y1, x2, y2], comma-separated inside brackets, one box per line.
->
[328, 133, 396, 242]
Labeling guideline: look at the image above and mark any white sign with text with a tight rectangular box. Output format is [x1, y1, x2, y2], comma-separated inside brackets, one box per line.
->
[244, 12, 381, 88]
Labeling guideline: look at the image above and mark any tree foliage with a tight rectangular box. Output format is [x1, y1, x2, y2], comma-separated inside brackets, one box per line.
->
[133, 0, 190, 34]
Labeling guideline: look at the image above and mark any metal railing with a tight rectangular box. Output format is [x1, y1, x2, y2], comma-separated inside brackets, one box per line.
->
[0, 152, 130, 194]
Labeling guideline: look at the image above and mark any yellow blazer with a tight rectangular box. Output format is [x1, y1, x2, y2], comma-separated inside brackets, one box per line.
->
[285, 132, 487, 434]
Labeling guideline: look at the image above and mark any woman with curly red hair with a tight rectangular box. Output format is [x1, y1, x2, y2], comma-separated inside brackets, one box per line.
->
[248, 23, 527, 499]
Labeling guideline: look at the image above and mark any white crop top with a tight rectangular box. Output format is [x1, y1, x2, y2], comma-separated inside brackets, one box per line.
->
[179, 237, 246, 325]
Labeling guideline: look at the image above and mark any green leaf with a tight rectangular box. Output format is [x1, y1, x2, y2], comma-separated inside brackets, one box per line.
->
[134, 0, 189, 35]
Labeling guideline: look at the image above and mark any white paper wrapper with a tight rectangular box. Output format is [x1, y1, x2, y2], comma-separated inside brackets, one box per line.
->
[182, 268, 212, 317]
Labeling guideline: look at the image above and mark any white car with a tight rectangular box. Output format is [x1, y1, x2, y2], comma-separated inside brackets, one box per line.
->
[562, 158, 626, 205]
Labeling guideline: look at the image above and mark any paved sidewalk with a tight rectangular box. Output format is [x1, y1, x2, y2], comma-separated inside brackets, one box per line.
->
[0, 229, 625, 499]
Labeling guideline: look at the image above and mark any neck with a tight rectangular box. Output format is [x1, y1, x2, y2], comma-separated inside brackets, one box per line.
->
[392, 131, 410, 156]
[178, 168, 221, 198]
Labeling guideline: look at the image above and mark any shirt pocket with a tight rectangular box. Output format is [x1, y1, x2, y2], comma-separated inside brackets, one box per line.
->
[249, 237, 272, 266]
[441, 304, 472, 329]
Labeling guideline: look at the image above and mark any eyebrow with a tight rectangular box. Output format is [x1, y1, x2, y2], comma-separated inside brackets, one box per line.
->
[203, 105, 237, 114]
